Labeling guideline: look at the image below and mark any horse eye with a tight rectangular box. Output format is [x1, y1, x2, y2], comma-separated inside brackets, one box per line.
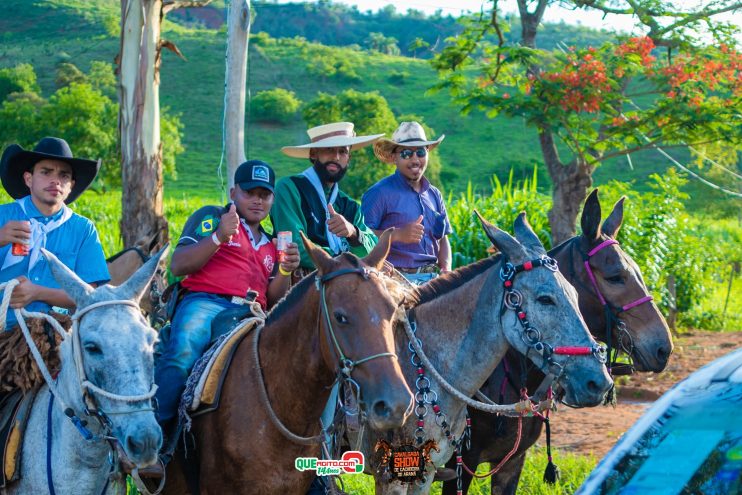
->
[84, 343, 102, 355]
[334, 311, 349, 325]
[537, 295, 555, 306]
[605, 275, 624, 284]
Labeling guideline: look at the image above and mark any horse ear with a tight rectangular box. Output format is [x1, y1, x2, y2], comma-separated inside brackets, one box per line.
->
[602, 196, 625, 238]
[300, 231, 334, 275]
[41, 248, 95, 305]
[513, 212, 545, 254]
[475, 210, 523, 260]
[363, 228, 393, 271]
[115, 244, 169, 302]
[580, 189, 602, 241]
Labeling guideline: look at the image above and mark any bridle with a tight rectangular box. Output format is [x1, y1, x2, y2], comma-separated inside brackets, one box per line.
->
[254, 266, 399, 445]
[498, 254, 607, 384]
[580, 238, 654, 375]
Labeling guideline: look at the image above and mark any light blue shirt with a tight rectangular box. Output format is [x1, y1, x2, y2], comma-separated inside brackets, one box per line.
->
[0, 196, 110, 327]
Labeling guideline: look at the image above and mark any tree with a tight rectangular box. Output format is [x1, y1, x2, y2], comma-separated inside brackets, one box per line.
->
[407, 37, 430, 58]
[433, 0, 742, 242]
[224, 0, 251, 191]
[118, 0, 211, 248]
[0, 64, 40, 103]
[365, 32, 400, 56]
[251, 88, 302, 124]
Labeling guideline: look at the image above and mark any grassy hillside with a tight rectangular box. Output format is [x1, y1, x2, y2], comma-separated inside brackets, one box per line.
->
[1, 0, 738, 213]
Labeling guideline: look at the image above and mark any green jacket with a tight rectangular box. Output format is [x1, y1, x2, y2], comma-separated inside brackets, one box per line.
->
[271, 175, 377, 269]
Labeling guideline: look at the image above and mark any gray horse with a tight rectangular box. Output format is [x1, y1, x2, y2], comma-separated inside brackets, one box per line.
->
[7, 247, 166, 495]
[357, 213, 613, 495]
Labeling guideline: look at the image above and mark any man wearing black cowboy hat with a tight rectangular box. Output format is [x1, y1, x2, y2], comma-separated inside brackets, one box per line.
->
[0, 137, 110, 329]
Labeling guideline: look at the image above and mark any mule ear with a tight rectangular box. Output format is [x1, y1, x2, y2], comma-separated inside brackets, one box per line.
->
[363, 228, 393, 271]
[300, 231, 334, 275]
[475, 210, 523, 260]
[41, 248, 95, 306]
[602, 196, 625, 238]
[580, 189, 602, 241]
[116, 244, 169, 303]
[513, 212, 545, 254]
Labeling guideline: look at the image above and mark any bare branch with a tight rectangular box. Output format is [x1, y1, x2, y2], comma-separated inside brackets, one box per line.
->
[159, 39, 187, 61]
[162, 0, 213, 15]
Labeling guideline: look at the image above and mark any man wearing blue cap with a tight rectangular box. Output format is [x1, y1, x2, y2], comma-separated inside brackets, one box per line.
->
[0, 137, 110, 330]
[154, 160, 300, 427]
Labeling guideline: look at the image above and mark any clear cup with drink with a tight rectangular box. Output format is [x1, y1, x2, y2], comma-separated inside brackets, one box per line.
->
[276, 231, 292, 263]
[11, 221, 30, 256]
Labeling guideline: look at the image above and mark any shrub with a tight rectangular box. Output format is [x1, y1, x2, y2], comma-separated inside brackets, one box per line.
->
[250, 88, 302, 124]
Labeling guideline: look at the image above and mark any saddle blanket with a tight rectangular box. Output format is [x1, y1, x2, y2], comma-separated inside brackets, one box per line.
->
[180, 315, 263, 420]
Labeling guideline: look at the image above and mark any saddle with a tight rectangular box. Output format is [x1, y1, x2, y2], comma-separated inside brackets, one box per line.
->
[0, 388, 39, 488]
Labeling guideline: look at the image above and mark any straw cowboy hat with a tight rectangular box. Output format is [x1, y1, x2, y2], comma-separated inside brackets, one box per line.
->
[374, 121, 445, 164]
[281, 122, 384, 159]
[0, 137, 100, 204]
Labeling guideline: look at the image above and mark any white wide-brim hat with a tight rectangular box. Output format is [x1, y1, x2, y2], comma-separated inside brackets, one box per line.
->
[373, 121, 445, 164]
[281, 122, 384, 159]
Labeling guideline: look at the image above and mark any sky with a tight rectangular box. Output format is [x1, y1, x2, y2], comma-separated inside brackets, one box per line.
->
[269, 0, 741, 36]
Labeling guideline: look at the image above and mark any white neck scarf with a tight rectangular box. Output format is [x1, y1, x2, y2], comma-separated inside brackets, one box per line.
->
[301, 167, 347, 255]
[2, 196, 73, 273]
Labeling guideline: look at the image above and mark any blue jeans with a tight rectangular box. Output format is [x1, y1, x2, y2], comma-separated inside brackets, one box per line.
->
[402, 272, 438, 286]
[154, 292, 240, 422]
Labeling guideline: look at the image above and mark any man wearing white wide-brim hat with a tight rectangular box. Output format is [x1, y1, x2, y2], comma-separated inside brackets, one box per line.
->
[272, 122, 381, 277]
[362, 122, 452, 285]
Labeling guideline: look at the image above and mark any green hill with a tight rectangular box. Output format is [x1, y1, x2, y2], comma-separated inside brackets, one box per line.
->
[1, 0, 737, 213]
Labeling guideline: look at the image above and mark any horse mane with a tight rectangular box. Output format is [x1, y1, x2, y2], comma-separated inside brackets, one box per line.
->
[410, 254, 501, 306]
[265, 272, 316, 324]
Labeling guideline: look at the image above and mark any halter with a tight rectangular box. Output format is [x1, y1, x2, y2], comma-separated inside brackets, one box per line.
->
[499, 255, 607, 377]
[254, 265, 398, 446]
[581, 238, 654, 375]
[316, 267, 397, 376]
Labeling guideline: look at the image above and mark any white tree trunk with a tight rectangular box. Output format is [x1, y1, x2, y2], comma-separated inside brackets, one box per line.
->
[224, 0, 251, 191]
[119, 0, 168, 248]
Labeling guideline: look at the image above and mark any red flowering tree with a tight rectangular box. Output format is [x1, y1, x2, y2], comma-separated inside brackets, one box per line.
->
[433, 0, 742, 242]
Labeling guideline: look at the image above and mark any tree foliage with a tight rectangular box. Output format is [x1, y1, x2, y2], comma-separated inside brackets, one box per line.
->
[432, 0, 742, 240]
[250, 88, 302, 124]
[0, 62, 184, 193]
[0, 64, 40, 103]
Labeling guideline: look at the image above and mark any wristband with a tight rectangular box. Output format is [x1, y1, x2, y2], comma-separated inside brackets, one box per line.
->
[278, 265, 292, 277]
[211, 232, 222, 246]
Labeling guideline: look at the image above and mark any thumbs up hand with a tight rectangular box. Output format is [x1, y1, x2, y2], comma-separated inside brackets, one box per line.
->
[216, 203, 240, 243]
[327, 203, 356, 239]
[395, 215, 425, 244]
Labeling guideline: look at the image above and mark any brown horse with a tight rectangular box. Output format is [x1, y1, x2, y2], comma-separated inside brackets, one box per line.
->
[443, 189, 674, 495]
[162, 231, 414, 494]
[107, 235, 167, 325]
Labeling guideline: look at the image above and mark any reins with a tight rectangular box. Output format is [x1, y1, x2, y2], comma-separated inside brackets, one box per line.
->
[253, 266, 397, 445]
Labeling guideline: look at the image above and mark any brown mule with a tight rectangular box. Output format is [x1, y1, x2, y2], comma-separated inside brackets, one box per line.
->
[106, 234, 167, 324]
[443, 189, 673, 495]
[163, 230, 413, 495]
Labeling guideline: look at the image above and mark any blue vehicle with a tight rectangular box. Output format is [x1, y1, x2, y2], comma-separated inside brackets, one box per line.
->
[578, 346, 742, 495]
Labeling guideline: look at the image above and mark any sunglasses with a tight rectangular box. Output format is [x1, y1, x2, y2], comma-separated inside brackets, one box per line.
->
[398, 148, 428, 159]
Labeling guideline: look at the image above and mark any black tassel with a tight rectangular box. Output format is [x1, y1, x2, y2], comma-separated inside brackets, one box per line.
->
[543, 418, 560, 484]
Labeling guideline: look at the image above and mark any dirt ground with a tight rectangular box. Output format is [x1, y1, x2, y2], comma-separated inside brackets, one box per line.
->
[548, 331, 740, 459]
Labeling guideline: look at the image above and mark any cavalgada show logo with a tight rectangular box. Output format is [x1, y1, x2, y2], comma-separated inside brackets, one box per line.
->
[295, 451, 364, 475]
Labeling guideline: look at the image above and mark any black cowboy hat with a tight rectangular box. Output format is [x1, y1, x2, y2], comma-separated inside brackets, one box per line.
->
[0, 137, 100, 204]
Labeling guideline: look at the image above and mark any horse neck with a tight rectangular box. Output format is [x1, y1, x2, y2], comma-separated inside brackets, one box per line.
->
[550, 236, 606, 337]
[237, 286, 335, 432]
[407, 266, 509, 401]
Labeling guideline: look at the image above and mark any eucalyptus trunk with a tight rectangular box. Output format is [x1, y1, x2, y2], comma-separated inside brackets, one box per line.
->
[118, 0, 168, 248]
[225, 0, 251, 191]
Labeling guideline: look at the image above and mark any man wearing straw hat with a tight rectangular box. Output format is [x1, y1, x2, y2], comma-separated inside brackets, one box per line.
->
[0, 137, 109, 330]
[362, 121, 452, 285]
[272, 122, 381, 279]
